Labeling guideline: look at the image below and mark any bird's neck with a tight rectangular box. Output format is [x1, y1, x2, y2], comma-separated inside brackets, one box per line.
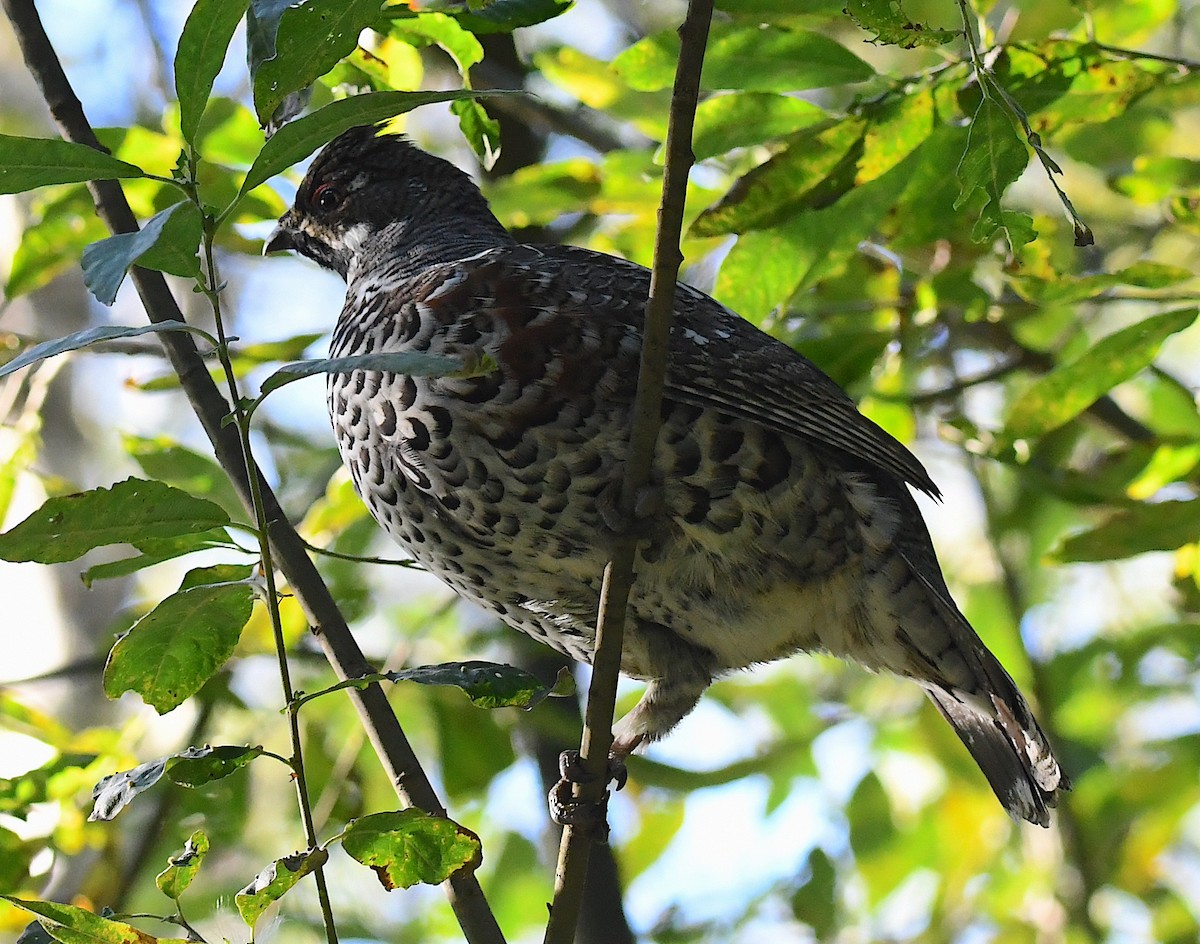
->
[347, 212, 517, 285]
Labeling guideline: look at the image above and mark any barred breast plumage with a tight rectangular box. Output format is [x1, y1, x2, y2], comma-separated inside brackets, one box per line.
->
[267, 125, 1068, 826]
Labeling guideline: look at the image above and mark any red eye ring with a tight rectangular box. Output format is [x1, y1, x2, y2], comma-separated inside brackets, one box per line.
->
[312, 182, 342, 213]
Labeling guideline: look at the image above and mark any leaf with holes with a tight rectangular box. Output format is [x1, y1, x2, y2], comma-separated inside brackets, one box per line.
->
[340, 810, 481, 890]
[156, 830, 210, 899]
[165, 744, 264, 787]
[236, 847, 329, 927]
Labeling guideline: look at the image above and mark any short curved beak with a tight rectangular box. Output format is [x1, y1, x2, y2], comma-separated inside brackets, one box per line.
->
[263, 222, 297, 255]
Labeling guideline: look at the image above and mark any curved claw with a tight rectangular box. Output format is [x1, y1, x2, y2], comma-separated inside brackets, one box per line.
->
[547, 749, 633, 838]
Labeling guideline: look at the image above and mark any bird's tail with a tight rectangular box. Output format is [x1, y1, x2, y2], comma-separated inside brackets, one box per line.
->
[924, 651, 1069, 826]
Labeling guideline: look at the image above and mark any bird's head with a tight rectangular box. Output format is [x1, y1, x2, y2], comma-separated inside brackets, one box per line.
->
[265, 125, 509, 280]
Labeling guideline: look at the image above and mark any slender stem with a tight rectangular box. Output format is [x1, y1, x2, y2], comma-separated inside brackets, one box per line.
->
[197, 205, 340, 944]
[542, 3, 714, 942]
[1, 4, 506, 940]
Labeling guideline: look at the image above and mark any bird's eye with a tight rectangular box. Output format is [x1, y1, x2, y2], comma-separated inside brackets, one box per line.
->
[312, 182, 342, 213]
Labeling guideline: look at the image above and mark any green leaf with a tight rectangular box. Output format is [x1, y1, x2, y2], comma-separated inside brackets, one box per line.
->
[485, 158, 602, 228]
[613, 23, 874, 93]
[80, 203, 190, 305]
[1005, 308, 1197, 439]
[135, 200, 204, 279]
[1, 898, 159, 943]
[89, 758, 168, 822]
[387, 661, 567, 709]
[0, 135, 144, 194]
[102, 564, 257, 714]
[235, 847, 329, 927]
[165, 744, 264, 787]
[1012, 261, 1195, 306]
[451, 98, 501, 166]
[386, 0, 572, 33]
[714, 151, 917, 319]
[5, 186, 108, 298]
[339, 810, 481, 890]
[790, 848, 838, 937]
[80, 529, 239, 588]
[251, 0, 387, 125]
[257, 351, 465, 397]
[236, 89, 504, 200]
[123, 434, 246, 518]
[0, 322, 213, 381]
[691, 117, 867, 236]
[1054, 500, 1200, 563]
[0, 477, 231, 564]
[845, 0, 958, 48]
[155, 830, 210, 899]
[388, 12, 483, 76]
[955, 98, 1031, 249]
[175, 0, 250, 143]
[691, 92, 826, 161]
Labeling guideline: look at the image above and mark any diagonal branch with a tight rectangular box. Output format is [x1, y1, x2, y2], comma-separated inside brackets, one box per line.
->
[0, 2, 504, 941]
[541, 2, 714, 942]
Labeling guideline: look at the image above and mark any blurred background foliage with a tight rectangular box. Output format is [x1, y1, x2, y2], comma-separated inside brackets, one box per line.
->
[2, 0, 1200, 942]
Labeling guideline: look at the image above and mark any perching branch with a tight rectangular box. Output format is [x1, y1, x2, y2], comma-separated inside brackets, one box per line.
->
[1, 3, 505, 942]
[541, 2, 714, 942]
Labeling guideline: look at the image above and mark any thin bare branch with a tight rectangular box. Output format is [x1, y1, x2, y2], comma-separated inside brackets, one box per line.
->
[542, 2, 714, 941]
[1, 3, 504, 940]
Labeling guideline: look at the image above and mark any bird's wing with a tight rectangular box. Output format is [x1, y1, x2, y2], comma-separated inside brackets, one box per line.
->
[536, 245, 941, 499]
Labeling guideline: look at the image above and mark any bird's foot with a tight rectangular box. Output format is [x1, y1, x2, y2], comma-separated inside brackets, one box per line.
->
[547, 750, 630, 839]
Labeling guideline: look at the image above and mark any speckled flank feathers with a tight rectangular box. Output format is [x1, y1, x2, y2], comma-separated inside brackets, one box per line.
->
[267, 126, 1070, 826]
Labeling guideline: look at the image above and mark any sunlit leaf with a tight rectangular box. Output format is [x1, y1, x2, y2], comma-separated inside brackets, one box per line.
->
[691, 92, 826, 160]
[614, 23, 874, 93]
[1054, 500, 1200, 562]
[5, 186, 107, 298]
[250, 0, 383, 126]
[692, 117, 867, 236]
[1, 898, 158, 943]
[155, 830, 210, 899]
[235, 847, 329, 927]
[175, 0, 250, 143]
[485, 158, 602, 228]
[846, 0, 958, 48]
[0, 135, 144, 194]
[0, 477, 230, 564]
[340, 810, 481, 890]
[103, 565, 257, 714]
[1006, 308, 1197, 439]
[955, 98, 1031, 249]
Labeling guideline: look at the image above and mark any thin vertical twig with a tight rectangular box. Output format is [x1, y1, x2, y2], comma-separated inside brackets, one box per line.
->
[541, 3, 714, 941]
[1, 3, 505, 941]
